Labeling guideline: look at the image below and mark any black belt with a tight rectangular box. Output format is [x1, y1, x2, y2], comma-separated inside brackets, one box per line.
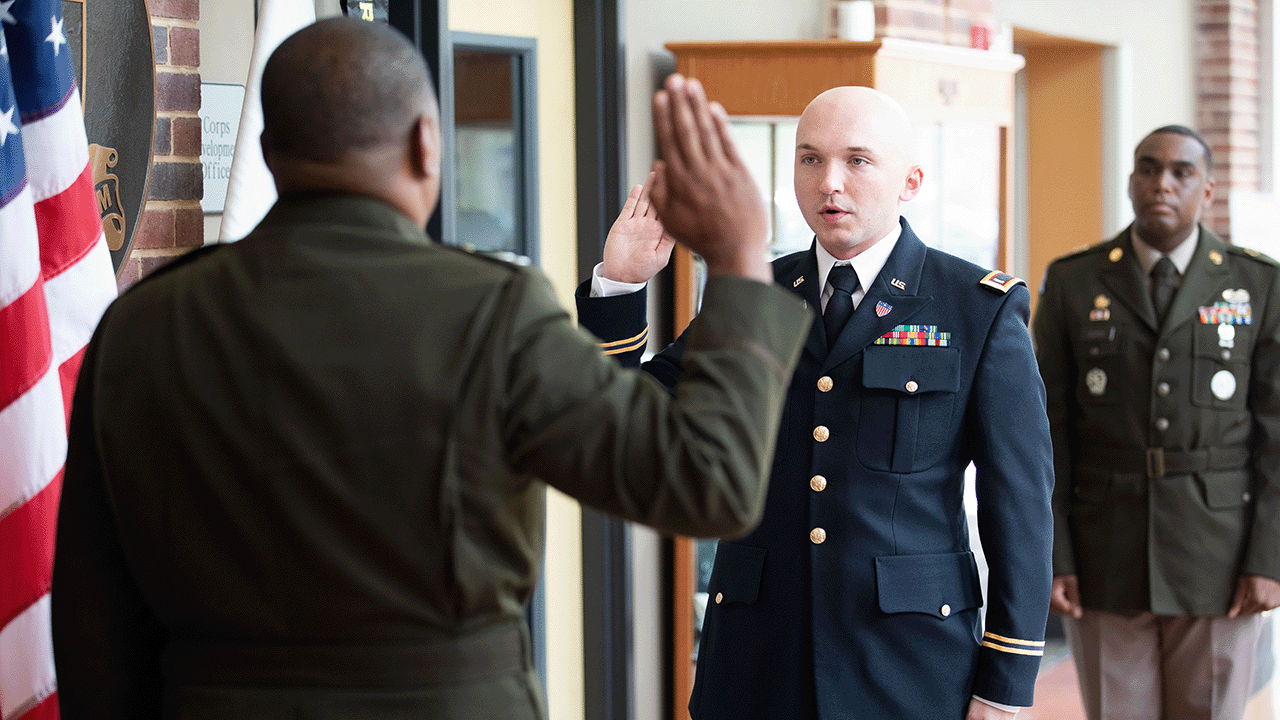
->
[1084, 446, 1250, 480]
[162, 620, 528, 688]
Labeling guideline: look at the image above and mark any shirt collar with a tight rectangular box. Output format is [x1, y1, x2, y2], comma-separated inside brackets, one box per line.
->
[1131, 225, 1200, 277]
[816, 222, 902, 293]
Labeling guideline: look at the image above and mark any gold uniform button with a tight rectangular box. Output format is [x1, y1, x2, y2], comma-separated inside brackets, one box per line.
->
[1157, 382, 1170, 397]
[1158, 348, 1171, 361]
[1155, 418, 1170, 432]
[814, 426, 830, 442]
[810, 475, 827, 492]
[715, 592, 724, 604]
[941, 604, 952, 617]
[1222, 350, 1232, 361]
[810, 527, 827, 544]
[818, 376, 834, 392]
[905, 380, 919, 393]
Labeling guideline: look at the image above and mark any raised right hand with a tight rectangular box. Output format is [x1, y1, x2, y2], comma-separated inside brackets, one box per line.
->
[650, 73, 771, 283]
[602, 171, 675, 284]
[1049, 574, 1083, 618]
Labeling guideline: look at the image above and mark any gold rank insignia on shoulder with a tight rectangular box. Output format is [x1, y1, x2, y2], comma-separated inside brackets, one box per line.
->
[1209, 250, 1224, 265]
[979, 271, 1024, 293]
[1109, 247, 1123, 262]
[1245, 247, 1262, 257]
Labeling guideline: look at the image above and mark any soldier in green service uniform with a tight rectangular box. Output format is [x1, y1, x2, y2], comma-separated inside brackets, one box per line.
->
[50, 19, 809, 720]
[1034, 125, 1280, 720]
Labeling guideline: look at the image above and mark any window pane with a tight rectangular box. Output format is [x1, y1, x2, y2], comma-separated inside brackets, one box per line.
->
[454, 49, 519, 255]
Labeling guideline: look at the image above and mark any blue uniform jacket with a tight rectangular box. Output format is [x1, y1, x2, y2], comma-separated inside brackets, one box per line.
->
[576, 219, 1054, 719]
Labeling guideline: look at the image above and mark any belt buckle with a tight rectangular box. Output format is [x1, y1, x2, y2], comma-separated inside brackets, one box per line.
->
[1146, 447, 1165, 480]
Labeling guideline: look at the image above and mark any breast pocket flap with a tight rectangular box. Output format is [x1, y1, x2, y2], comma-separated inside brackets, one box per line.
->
[876, 551, 982, 619]
[863, 346, 960, 394]
[707, 542, 766, 605]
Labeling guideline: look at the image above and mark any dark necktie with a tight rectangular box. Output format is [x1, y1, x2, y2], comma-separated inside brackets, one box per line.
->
[1150, 256, 1177, 325]
[824, 264, 859, 345]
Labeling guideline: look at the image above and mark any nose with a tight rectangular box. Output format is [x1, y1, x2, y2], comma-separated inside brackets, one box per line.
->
[818, 162, 844, 196]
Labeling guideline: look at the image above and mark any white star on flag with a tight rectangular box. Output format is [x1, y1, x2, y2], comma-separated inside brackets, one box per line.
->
[0, 0, 15, 24]
[46, 16, 66, 56]
[0, 106, 17, 146]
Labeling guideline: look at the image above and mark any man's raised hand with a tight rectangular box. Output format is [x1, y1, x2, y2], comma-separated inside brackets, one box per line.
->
[650, 73, 771, 283]
[602, 171, 676, 284]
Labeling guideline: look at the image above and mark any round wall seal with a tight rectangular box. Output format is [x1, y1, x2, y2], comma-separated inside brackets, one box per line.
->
[63, 0, 155, 276]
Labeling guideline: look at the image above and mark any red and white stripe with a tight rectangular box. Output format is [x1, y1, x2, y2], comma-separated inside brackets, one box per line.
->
[0, 87, 116, 720]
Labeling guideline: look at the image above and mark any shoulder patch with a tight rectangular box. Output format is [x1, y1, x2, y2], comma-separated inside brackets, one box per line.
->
[979, 270, 1025, 294]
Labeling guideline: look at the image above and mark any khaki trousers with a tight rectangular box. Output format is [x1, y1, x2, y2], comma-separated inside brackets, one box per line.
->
[1065, 611, 1263, 720]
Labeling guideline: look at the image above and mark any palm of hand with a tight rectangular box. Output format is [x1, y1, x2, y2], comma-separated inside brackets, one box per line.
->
[604, 213, 674, 283]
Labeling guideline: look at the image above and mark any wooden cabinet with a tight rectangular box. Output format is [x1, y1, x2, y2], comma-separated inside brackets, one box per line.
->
[663, 38, 1024, 720]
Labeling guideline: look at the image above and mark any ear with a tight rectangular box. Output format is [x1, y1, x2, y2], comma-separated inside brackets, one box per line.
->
[899, 165, 923, 202]
[1201, 174, 1215, 210]
[410, 112, 441, 181]
[259, 132, 274, 172]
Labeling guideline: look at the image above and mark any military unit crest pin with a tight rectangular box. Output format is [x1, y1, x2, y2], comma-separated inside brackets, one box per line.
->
[1090, 295, 1111, 322]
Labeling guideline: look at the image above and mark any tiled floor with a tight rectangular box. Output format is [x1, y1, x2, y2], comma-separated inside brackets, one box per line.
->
[1024, 642, 1086, 720]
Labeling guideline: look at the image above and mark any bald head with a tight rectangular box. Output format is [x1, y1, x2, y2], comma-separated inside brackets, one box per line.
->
[793, 86, 921, 259]
[261, 18, 437, 163]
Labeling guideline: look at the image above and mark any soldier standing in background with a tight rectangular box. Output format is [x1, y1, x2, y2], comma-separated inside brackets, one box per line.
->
[1035, 125, 1280, 720]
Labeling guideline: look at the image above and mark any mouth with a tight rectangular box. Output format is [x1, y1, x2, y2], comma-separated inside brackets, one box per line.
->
[820, 205, 850, 223]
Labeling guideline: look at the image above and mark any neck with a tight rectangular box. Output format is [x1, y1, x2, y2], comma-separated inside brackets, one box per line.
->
[1135, 224, 1196, 255]
[270, 148, 427, 226]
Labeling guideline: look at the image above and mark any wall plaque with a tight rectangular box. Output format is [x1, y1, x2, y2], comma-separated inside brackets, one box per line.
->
[63, 0, 155, 276]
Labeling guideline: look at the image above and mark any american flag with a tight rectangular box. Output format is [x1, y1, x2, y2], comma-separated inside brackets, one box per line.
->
[0, 0, 118, 718]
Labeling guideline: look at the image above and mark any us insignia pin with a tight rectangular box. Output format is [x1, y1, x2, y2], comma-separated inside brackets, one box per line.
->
[793, 276, 804, 288]
[1209, 250, 1224, 265]
[1109, 247, 1123, 262]
[891, 278, 906, 290]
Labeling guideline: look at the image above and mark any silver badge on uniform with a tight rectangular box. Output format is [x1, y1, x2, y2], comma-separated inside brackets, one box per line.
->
[1211, 370, 1237, 401]
[1224, 288, 1251, 304]
[1086, 368, 1107, 396]
[1219, 323, 1236, 348]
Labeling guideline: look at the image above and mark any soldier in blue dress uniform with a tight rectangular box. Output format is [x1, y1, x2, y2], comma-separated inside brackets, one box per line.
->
[577, 86, 1054, 719]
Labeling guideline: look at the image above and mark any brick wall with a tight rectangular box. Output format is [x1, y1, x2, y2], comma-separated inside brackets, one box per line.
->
[1196, 0, 1260, 241]
[117, 0, 202, 291]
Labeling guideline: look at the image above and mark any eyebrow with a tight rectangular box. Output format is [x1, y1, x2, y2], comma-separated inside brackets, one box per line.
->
[796, 143, 876, 154]
[1136, 155, 1200, 170]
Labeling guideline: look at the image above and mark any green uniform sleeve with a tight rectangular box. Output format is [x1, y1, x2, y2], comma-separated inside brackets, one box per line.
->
[503, 271, 810, 538]
[1032, 263, 1078, 576]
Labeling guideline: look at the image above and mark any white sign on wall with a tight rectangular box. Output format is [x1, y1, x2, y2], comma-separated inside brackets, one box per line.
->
[200, 82, 245, 213]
